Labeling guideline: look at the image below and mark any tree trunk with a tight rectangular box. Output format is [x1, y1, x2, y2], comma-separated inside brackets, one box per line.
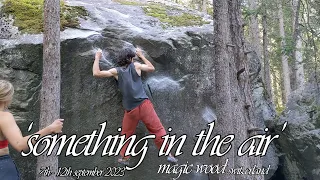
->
[278, 0, 291, 104]
[36, 0, 61, 180]
[213, 0, 235, 179]
[262, 0, 273, 100]
[214, 0, 263, 179]
[295, 33, 304, 89]
[248, 0, 263, 77]
[272, 70, 282, 110]
[291, 0, 304, 90]
[229, 0, 263, 179]
[291, 0, 300, 47]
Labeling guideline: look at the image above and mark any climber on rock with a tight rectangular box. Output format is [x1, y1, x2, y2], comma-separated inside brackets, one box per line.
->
[92, 47, 178, 165]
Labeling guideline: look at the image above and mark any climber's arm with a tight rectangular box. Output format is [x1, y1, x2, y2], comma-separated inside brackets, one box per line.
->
[135, 48, 155, 72]
[92, 52, 117, 78]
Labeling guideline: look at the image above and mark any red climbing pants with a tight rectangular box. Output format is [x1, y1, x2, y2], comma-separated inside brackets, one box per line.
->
[120, 99, 167, 158]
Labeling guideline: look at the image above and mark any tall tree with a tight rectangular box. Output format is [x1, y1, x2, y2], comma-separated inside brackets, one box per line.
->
[214, 0, 263, 179]
[295, 30, 305, 89]
[213, 0, 235, 178]
[248, 0, 263, 76]
[262, 0, 273, 100]
[278, 0, 291, 104]
[291, 0, 304, 90]
[36, 0, 61, 180]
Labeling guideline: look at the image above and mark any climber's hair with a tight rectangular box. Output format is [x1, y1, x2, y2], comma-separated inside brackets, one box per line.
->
[117, 48, 136, 66]
[0, 80, 14, 106]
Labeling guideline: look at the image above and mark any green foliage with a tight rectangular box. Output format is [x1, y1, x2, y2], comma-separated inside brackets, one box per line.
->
[242, 0, 320, 116]
[207, 7, 213, 15]
[2, 0, 88, 33]
[278, 36, 295, 58]
[242, 7, 257, 19]
[242, 4, 263, 21]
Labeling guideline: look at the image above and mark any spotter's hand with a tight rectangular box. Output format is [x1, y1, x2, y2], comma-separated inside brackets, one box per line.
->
[49, 119, 64, 134]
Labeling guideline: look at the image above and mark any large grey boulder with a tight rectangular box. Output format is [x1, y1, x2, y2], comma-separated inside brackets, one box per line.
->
[274, 80, 320, 180]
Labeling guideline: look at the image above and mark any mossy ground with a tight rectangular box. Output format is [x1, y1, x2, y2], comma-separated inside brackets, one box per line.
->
[207, 7, 213, 15]
[2, 0, 208, 33]
[113, 0, 144, 6]
[1, 0, 88, 34]
[113, 0, 210, 27]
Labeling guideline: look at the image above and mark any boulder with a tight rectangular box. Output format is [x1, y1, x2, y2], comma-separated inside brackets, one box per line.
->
[274, 82, 320, 180]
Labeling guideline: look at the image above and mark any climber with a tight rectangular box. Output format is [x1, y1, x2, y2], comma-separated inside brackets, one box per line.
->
[0, 79, 64, 179]
[92, 47, 178, 165]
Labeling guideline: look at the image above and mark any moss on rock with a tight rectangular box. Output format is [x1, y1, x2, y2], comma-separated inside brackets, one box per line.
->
[144, 3, 210, 27]
[1, 0, 88, 34]
[113, 0, 210, 27]
[113, 0, 144, 6]
[207, 7, 213, 15]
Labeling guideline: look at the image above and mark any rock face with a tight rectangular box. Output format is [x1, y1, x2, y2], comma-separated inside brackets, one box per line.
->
[273, 81, 320, 180]
[0, 0, 277, 180]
